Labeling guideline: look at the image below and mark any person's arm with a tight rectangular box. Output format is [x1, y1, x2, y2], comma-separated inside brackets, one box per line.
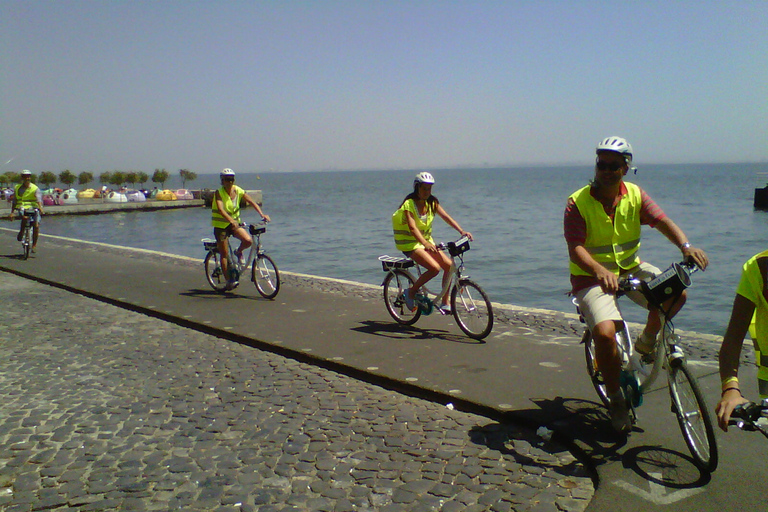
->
[242, 193, 270, 222]
[715, 294, 754, 431]
[9, 191, 17, 220]
[435, 204, 472, 240]
[35, 188, 44, 214]
[653, 217, 708, 270]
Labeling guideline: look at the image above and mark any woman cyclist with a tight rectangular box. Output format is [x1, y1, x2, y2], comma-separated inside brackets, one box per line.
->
[392, 172, 472, 312]
[212, 168, 271, 290]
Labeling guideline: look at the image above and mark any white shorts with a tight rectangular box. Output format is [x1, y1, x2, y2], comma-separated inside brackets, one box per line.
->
[574, 262, 661, 331]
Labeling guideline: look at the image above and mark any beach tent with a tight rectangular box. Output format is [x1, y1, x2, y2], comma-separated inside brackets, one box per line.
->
[77, 189, 96, 199]
[60, 189, 78, 204]
[156, 190, 177, 201]
[105, 191, 128, 203]
[126, 190, 146, 202]
[175, 189, 194, 200]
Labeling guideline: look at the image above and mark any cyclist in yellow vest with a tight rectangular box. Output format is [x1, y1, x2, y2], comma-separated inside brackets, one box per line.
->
[212, 168, 271, 290]
[392, 172, 472, 313]
[10, 170, 44, 253]
[716, 250, 768, 431]
[564, 137, 708, 433]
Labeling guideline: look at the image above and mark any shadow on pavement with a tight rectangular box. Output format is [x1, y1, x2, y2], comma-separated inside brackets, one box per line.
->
[623, 446, 711, 488]
[179, 288, 269, 301]
[528, 396, 711, 488]
[352, 319, 485, 344]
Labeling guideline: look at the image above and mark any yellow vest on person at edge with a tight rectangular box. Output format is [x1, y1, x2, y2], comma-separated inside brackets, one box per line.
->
[738, 250, 768, 397]
[211, 185, 244, 229]
[392, 198, 435, 252]
[14, 183, 39, 209]
[569, 182, 642, 277]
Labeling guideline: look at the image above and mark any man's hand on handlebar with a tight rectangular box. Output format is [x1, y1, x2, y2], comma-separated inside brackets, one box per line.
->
[682, 245, 709, 271]
[716, 390, 750, 432]
[596, 267, 620, 294]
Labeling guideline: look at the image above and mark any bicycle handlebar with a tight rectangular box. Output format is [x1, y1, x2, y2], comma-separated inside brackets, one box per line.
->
[435, 235, 471, 252]
[728, 399, 768, 436]
[617, 260, 699, 296]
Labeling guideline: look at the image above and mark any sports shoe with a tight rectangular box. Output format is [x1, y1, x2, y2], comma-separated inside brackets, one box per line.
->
[634, 332, 657, 357]
[403, 290, 416, 311]
[225, 280, 238, 291]
[437, 304, 452, 315]
[608, 392, 632, 433]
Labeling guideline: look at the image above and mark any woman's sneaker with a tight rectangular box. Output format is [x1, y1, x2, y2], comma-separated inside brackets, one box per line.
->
[403, 290, 416, 311]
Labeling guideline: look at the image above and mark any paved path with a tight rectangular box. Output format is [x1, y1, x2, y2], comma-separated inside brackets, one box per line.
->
[0, 235, 592, 511]
[0, 230, 765, 512]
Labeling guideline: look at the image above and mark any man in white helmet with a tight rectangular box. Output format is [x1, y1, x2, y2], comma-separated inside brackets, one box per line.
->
[10, 170, 44, 253]
[564, 137, 708, 433]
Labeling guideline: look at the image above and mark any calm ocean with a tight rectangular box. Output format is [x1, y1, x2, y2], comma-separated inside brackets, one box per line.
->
[41, 164, 768, 337]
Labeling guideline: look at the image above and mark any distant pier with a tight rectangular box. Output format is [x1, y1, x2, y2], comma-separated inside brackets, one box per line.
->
[1, 189, 262, 218]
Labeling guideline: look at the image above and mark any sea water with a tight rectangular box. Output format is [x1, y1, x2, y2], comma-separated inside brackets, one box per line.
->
[41, 164, 768, 337]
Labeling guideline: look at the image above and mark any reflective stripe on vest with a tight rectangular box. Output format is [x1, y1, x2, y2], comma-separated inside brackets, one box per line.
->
[392, 199, 434, 252]
[569, 182, 642, 276]
[15, 183, 39, 209]
[211, 186, 243, 229]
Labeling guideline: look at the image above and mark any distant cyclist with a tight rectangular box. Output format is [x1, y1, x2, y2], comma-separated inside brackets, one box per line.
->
[392, 172, 472, 313]
[211, 168, 271, 290]
[564, 136, 708, 432]
[10, 170, 44, 253]
[716, 250, 768, 431]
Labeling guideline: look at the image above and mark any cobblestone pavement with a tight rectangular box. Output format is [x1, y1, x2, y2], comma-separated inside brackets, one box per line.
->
[0, 272, 594, 511]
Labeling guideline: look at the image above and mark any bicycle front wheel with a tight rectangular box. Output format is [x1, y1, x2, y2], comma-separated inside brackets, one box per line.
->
[451, 278, 493, 340]
[668, 362, 718, 472]
[252, 253, 280, 299]
[583, 330, 612, 408]
[204, 252, 228, 293]
[383, 270, 421, 325]
[21, 228, 31, 260]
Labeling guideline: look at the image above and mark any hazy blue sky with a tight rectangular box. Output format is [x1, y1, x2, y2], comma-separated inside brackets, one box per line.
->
[2, 0, 766, 174]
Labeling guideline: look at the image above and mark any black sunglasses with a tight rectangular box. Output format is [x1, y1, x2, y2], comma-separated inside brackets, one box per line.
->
[222, 177, 235, 182]
[596, 161, 624, 172]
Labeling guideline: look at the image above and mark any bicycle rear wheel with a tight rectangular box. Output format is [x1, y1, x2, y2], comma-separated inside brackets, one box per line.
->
[668, 362, 718, 472]
[252, 253, 280, 299]
[204, 251, 228, 293]
[451, 278, 493, 340]
[583, 330, 611, 408]
[383, 270, 421, 325]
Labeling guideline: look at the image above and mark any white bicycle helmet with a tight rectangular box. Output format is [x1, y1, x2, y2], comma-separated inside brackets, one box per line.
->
[596, 136, 633, 165]
[21, 169, 32, 176]
[220, 168, 236, 178]
[414, 171, 435, 185]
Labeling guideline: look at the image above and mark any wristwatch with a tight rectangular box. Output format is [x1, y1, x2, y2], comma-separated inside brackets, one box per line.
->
[680, 242, 692, 249]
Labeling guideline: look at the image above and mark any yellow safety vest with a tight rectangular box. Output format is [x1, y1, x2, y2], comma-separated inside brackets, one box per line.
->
[211, 186, 244, 229]
[738, 250, 768, 397]
[569, 182, 642, 277]
[392, 198, 434, 252]
[14, 183, 39, 209]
